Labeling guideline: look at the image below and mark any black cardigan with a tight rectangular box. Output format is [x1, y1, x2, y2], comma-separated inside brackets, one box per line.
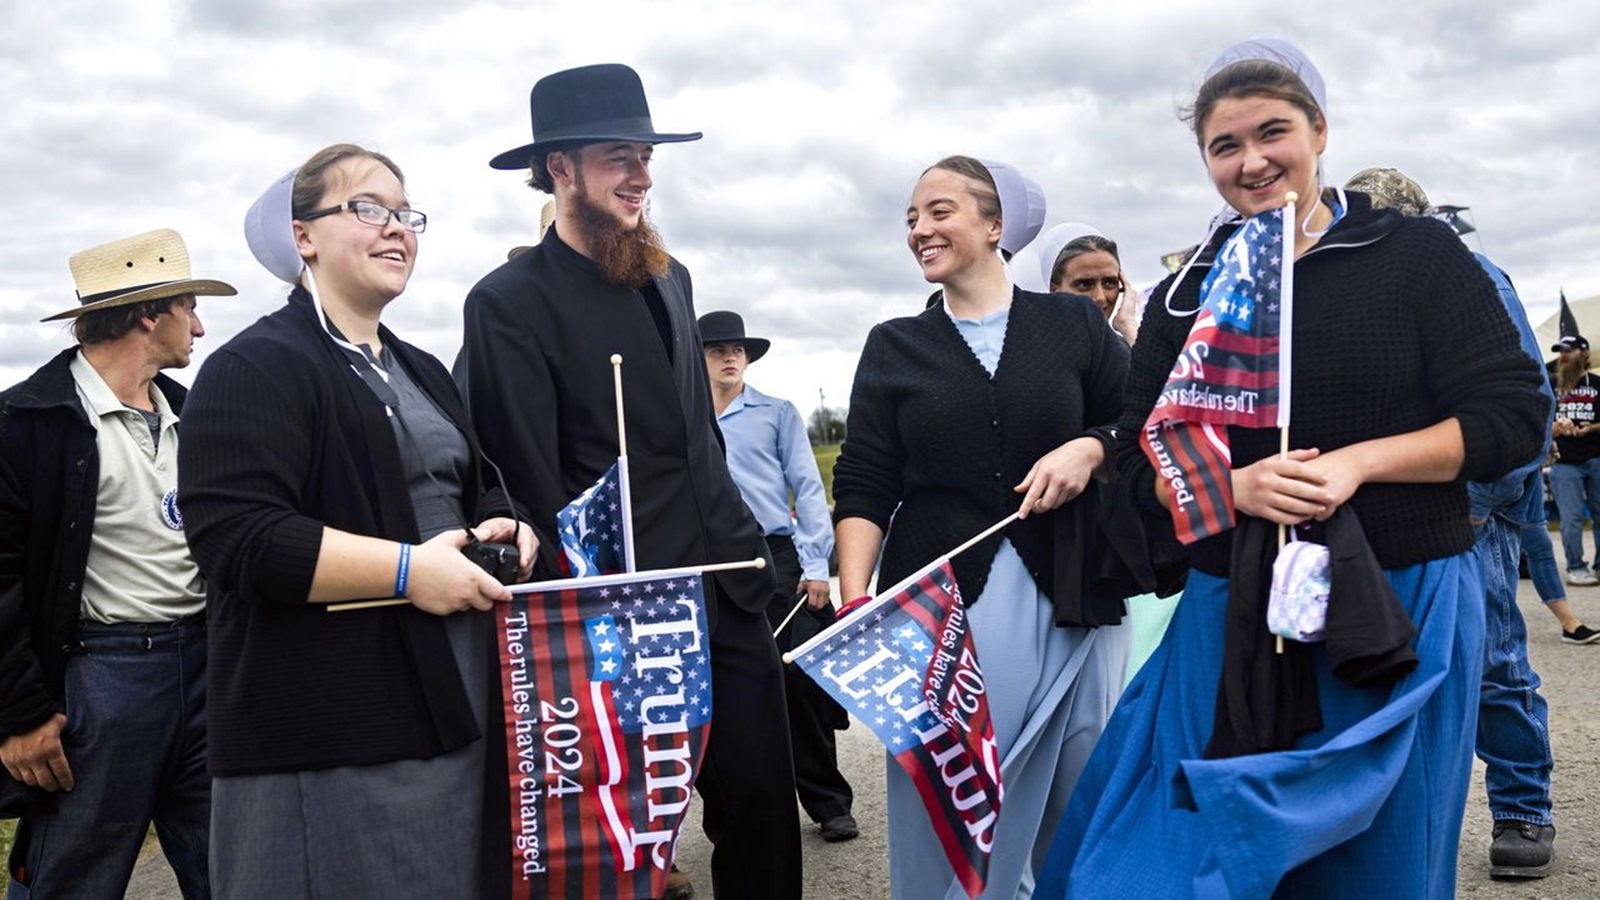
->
[1118, 193, 1548, 574]
[179, 290, 508, 776]
[833, 289, 1128, 606]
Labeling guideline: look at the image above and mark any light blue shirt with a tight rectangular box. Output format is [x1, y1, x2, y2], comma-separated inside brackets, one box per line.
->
[717, 383, 834, 581]
[945, 300, 1010, 377]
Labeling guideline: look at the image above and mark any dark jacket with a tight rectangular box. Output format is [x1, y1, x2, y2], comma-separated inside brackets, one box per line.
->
[457, 227, 776, 623]
[0, 347, 187, 812]
[832, 289, 1128, 610]
[178, 290, 511, 776]
[1117, 191, 1548, 574]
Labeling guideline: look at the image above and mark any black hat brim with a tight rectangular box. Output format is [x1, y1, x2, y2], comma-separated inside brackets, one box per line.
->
[489, 131, 703, 171]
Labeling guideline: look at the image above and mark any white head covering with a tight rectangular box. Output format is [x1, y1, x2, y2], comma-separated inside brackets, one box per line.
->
[1203, 35, 1327, 121]
[244, 168, 304, 284]
[1034, 222, 1102, 290]
[979, 159, 1047, 258]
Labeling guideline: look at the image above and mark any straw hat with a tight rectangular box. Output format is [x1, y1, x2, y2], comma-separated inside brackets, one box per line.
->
[44, 229, 236, 322]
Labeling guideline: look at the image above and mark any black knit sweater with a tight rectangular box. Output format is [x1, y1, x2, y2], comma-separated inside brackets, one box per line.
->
[1117, 193, 1548, 575]
[834, 289, 1127, 604]
[179, 292, 508, 776]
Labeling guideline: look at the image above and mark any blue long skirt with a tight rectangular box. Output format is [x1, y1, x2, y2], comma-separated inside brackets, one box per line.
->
[888, 540, 1130, 899]
[1036, 553, 1483, 899]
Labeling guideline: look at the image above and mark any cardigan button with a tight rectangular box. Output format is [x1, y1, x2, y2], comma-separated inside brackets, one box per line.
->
[990, 418, 999, 428]
[993, 471, 1003, 481]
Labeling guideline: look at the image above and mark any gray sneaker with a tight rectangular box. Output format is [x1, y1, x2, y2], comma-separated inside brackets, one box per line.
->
[1564, 569, 1598, 587]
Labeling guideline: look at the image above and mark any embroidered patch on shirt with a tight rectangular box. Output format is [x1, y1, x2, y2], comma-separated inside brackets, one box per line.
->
[161, 488, 184, 531]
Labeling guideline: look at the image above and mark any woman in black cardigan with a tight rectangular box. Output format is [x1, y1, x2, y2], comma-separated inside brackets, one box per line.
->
[1037, 39, 1546, 899]
[832, 155, 1131, 898]
[178, 144, 535, 898]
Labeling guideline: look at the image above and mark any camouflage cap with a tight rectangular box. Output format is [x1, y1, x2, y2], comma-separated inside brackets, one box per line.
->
[1344, 167, 1432, 217]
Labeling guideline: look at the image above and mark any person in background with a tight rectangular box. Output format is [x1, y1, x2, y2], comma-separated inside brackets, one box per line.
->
[700, 309, 858, 844]
[1044, 233, 1142, 345]
[835, 154, 1131, 898]
[1347, 165, 1573, 879]
[1548, 334, 1600, 587]
[1, 229, 233, 898]
[179, 143, 535, 898]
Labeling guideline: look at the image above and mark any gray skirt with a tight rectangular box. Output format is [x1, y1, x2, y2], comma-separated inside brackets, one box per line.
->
[210, 609, 491, 900]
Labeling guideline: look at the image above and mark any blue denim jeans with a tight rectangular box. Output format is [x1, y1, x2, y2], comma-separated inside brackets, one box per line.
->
[1548, 457, 1600, 573]
[1519, 520, 1567, 604]
[6, 617, 210, 899]
[1469, 474, 1555, 825]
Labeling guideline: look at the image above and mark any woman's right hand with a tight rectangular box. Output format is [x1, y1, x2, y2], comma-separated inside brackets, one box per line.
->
[1231, 448, 1331, 525]
[404, 530, 513, 616]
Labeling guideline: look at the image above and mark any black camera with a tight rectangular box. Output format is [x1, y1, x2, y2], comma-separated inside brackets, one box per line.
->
[463, 538, 520, 585]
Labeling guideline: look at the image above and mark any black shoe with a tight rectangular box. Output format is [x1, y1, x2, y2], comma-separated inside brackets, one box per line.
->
[1562, 624, 1600, 644]
[1490, 821, 1555, 879]
[819, 814, 860, 842]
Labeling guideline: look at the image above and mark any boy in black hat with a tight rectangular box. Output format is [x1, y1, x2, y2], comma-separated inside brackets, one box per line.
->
[700, 310, 859, 844]
[460, 64, 801, 899]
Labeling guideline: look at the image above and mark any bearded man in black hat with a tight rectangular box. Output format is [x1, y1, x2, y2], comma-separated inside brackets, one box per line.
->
[459, 64, 802, 899]
[1, 229, 234, 896]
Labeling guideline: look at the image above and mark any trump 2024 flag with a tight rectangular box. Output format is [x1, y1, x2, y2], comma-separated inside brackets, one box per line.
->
[792, 560, 1001, 898]
[1141, 206, 1291, 544]
[497, 568, 711, 899]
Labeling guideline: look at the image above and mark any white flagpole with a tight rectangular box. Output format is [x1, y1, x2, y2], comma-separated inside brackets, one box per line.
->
[326, 557, 767, 612]
[781, 511, 1020, 664]
[1276, 192, 1298, 654]
[611, 354, 638, 573]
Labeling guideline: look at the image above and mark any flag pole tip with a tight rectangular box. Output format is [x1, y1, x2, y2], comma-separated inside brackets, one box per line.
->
[753, 557, 767, 570]
[780, 651, 795, 664]
[1285, 191, 1299, 204]
[610, 353, 623, 365]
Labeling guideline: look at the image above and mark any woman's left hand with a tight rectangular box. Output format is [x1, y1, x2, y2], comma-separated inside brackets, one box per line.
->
[473, 516, 540, 580]
[1014, 437, 1105, 518]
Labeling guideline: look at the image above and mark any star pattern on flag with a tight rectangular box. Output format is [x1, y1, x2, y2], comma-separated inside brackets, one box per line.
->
[556, 461, 627, 577]
[585, 576, 711, 733]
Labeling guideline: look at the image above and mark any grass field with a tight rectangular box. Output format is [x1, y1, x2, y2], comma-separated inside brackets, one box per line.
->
[1, 818, 12, 890]
[813, 442, 841, 505]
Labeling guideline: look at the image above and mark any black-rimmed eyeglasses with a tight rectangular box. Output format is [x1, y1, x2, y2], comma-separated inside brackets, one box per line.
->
[301, 200, 428, 234]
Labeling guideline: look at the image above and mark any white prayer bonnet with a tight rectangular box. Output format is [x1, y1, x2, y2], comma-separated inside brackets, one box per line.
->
[243, 168, 305, 284]
[1035, 222, 1103, 290]
[1202, 35, 1327, 122]
[979, 159, 1048, 258]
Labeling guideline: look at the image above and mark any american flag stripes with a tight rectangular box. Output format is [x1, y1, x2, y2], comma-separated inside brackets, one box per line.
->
[792, 561, 1001, 898]
[497, 569, 711, 899]
[1141, 206, 1292, 544]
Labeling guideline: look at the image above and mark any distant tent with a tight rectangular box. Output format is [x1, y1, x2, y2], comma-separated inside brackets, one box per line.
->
[1432, 204, 1476, 237]
[1536, 292, 1600, 362]
[1560, 289, 1583, 342]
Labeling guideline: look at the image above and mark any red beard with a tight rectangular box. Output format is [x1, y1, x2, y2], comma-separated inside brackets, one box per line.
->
[567, 182, 671, 288]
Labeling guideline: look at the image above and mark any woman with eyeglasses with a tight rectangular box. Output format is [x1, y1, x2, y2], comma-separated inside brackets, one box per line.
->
[179, 143, 537, 898]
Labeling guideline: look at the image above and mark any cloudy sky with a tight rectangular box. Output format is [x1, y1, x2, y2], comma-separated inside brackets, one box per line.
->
[4, 0, 1598, 419]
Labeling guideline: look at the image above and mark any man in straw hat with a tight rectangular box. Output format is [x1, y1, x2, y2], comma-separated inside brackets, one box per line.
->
[459, 64, 800, 898]
[0, 228, 234, 895]
[699, 310, 858, 845]
[1348, 165, 1572, 879]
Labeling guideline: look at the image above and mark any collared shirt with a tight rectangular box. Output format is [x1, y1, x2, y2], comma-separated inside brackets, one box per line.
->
[716, 384, 833, 581]
[70, 351, 204, 623]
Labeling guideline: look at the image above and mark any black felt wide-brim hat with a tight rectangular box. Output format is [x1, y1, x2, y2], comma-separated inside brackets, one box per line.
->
[698, 310, 770, 363]
[489, 63, 702, 170]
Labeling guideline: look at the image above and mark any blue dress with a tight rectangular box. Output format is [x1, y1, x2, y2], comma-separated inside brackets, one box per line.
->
[1037, 554, 1484, 898]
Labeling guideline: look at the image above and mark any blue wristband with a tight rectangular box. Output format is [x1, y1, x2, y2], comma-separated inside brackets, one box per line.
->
[395, 542, 412, 598]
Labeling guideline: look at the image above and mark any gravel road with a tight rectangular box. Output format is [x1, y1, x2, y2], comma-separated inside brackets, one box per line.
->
[126, 576, 1600, 898]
